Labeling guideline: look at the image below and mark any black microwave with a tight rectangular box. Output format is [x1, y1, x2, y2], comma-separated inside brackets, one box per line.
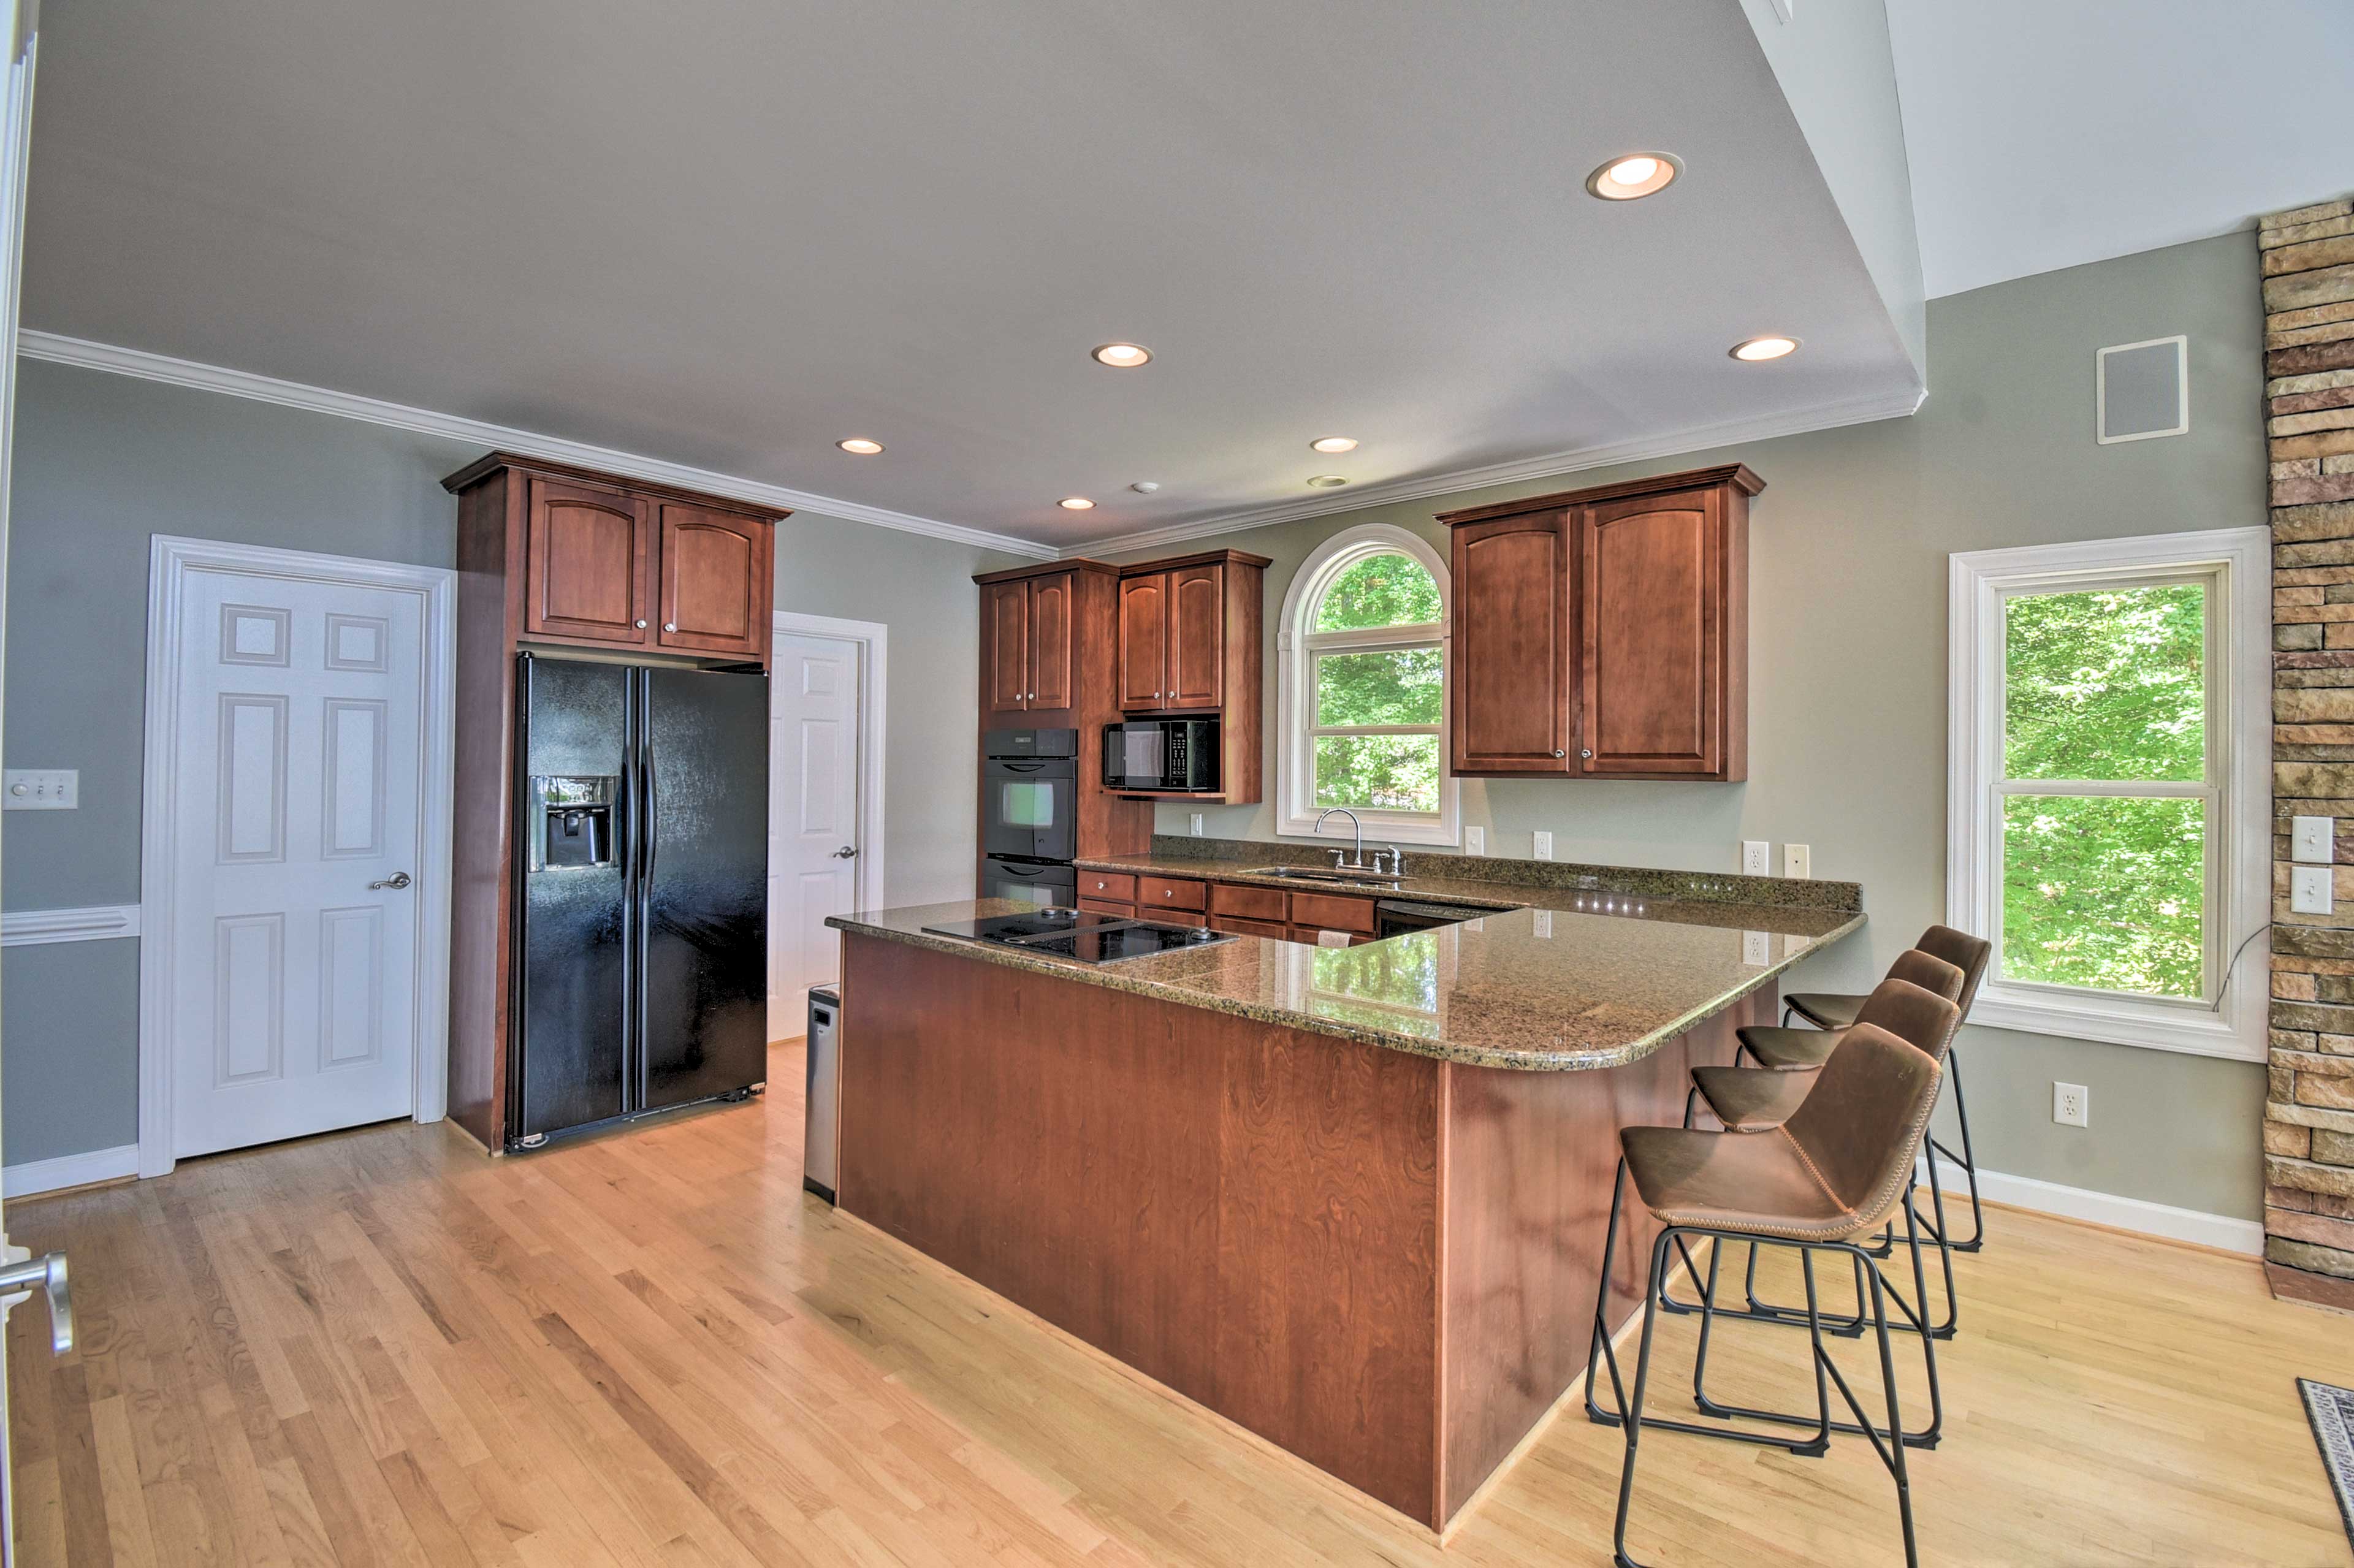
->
[1104, 718, 1220, 793]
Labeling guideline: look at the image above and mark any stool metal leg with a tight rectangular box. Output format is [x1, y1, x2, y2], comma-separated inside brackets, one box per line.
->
[1930, 1043, 1987, 1252]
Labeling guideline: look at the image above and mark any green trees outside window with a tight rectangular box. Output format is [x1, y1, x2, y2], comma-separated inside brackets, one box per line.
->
[1306, 552, 1445, 814]
[1998, 583, 2208, 999]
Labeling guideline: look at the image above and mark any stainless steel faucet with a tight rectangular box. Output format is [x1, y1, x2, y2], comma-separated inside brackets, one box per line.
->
[1316, 807, 1369, 870]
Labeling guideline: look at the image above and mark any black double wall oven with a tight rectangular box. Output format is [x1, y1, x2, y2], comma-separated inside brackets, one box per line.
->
[981, 728, 1079, 906]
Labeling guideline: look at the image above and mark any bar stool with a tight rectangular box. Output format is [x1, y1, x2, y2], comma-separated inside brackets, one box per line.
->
[1759, 926, 1992, 1252]
[1584, 1021, 1943, 1568]
[1687, 980, 1963, 1445]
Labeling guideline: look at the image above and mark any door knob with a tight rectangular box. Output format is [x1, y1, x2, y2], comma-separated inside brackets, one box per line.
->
[832, 846, 858, 859]
[0, 1250, 72, 1355]
[369, 871, 413, 889]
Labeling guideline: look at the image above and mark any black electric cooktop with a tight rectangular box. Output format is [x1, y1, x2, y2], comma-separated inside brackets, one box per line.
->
[921, 906, 1235, 964]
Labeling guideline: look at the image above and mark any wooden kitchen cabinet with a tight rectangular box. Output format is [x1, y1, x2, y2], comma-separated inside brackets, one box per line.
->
[984, 570, 1076, 714]
[1116, 572, 1169, 709]
[525, 476, 653, 645]
[655, 503, 773, 658]
[1109, 549, 1270, 804]
[1438, 464, 1760, 782]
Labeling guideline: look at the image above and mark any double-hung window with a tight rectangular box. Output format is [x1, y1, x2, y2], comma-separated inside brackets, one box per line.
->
[1276, 525, 1459, 845]
[1948, 528, 2269, 1059]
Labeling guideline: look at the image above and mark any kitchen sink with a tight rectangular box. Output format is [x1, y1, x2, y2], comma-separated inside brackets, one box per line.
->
[1242, 866, 1403, 888]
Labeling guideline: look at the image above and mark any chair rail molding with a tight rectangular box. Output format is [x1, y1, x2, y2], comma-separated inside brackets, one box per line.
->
[1, 903, 140, 946]
[138, 535, 458, 1181]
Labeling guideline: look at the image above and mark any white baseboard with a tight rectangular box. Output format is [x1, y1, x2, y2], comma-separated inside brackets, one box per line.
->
[5, 1143, 139, 1198]
[1917, 1159, 2262, 1255]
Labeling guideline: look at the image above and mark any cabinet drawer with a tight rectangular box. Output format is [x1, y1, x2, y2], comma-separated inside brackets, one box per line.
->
[1286, 891, 1376, 934]
[1207, 881, 1286, 922]
[1155, 910, 1207, 929]
[1079, 871, 1137, 903]
[1137, 875, 1205, 911]
[1076, 896, 1133, 918]
[1209, 914, 1289, 940]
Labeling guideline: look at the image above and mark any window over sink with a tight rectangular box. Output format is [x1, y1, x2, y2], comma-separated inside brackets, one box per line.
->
[1277, 524, 1460, 847]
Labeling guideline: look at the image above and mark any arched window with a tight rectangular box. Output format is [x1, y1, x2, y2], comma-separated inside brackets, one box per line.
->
[1276, 525, 1458, 846]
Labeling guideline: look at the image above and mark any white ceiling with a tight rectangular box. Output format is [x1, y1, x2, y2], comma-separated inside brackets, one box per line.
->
[1889, 0, 2354, 300]
[21, 0, 1924, 550]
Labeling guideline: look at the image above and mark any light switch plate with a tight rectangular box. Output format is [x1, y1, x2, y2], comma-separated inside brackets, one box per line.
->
[2295, 815, 2334, 864]
[1741, 840, 1769, 876]
[1532, 831, 1553, 861]
[1465, 826, 1485, 856]
[1742, 931, 1770, 966]
[1189, 812, 1205, 837]
[2293, 864, 2334, 915]
[3, 769, 77, 810]
[1783, 843, 1811, 880]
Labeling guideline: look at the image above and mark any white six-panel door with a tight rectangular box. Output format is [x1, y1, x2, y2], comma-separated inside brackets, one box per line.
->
[768, 630, 865, 1037]
[168, 567, 425, 1157]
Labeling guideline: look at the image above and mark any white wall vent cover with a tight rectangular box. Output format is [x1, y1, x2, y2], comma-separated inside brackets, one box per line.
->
[2097, 335, 2188, 444]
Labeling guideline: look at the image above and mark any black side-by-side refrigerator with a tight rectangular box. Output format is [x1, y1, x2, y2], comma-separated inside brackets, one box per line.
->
[509, 653, 769, 1149]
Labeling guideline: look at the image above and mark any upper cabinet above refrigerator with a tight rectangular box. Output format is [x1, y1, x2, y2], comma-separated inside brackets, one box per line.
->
[447, 454, 783, 665]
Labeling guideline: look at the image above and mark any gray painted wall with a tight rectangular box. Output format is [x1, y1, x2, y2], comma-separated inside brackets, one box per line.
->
[0, 357, 1021, 1165]
[1106, 232, 2268, 1222]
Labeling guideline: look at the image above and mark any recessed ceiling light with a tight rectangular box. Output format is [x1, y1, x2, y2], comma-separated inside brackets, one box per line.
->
[1306, 475, 1350, 489]
[1729, 335, 1800, 362]
[836, 438, 884, 454]
[1058, 496, 1095, 509]
[1092, 343, 1152, 368]
[1309, 436, 1358, 454]
[1130, 481, 1160, 494]
[1585, 151, 1682, 200]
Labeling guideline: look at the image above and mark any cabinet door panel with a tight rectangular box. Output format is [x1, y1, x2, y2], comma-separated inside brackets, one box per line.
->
[984, 580, 1032, 713]
[1579, 490, 1720, 775]
[1166, 564, 1224, 709]
[1029, 572, 1075, 710]
[527, 478, 650, 644]
[655, 504, 771, 657]
[1450, 511, 1571, 772]
[1209, 914, 1289, 940]
[1118, 573, 1170, 710]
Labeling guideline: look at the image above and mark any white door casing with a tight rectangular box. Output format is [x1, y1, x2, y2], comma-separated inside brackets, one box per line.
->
[768, 612, 885, 1037]
[140, 537, 454, 1178]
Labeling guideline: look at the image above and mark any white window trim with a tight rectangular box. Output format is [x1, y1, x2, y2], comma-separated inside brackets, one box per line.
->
[1276, 524, 1460, 847]
[1946, 527, 2269, 1062]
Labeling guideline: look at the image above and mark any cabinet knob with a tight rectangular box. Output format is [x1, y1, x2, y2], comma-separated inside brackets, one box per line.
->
[1580, 748, 1593, 759]
[664, 622, 677, 633]
[1554, 750, 1564, 758]
[635, 618, 648, 628]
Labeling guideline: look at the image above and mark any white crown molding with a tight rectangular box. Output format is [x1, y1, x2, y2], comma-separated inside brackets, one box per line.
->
[1, 902, 139, 946]
[1064, 384, 1927, 558]
[15, 331, 1059, 561]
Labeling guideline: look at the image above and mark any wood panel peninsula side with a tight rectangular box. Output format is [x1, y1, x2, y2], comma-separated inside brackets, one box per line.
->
[825, 875, 1864, 1532]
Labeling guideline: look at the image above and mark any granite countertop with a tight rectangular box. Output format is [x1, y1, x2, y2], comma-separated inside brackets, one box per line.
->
[827, 881, 1865, 1073]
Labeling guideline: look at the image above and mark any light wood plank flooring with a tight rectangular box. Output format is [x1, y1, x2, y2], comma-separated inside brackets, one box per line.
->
[6, 1040, 2350, 1566]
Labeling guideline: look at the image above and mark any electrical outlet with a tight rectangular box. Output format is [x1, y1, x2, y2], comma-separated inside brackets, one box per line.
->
[1742, 931, 1770, 966]
[1782, 843, 1811, 880]
[1189, 812, 1205, 837]
[1741, 840, 1769, 876]
[2294, 864, 2335, 916]
[1465, 826, 1485, 856]
[3, 769, 77, 810]
[1533, 831, 1553, 860]
[1533, 910, 1552, 938]
[2052, 1081, 2089, 1128]
[2295, 815, 2336, 864]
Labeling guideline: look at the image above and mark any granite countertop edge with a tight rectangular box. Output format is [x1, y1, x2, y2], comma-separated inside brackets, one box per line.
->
[825, 908, 1869, 1072]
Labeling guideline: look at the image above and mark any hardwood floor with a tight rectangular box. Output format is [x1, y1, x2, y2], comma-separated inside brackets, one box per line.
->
[7, 1039, 2350, 1566]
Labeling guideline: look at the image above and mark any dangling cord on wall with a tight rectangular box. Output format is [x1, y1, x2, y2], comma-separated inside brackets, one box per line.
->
[2211, 923, 2272, 1013]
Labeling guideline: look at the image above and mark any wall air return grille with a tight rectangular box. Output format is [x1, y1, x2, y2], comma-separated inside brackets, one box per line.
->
[2097, 335, 2189, 444]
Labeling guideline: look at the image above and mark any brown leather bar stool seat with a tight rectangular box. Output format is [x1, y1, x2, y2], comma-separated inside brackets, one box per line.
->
[1586, 1021, 1945, 1568]
[1740, 948, 1962, 1070]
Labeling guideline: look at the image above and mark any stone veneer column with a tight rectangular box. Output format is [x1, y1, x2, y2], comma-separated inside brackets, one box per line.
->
[2264, 192, 2354, 1310]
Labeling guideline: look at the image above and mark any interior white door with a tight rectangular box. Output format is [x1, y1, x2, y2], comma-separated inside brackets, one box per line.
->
[769, 630, 864, 1037]
[168, 566, 425, 1157]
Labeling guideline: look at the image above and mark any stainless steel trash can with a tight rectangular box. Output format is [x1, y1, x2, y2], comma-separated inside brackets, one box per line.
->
[803, 985, 840, 1203]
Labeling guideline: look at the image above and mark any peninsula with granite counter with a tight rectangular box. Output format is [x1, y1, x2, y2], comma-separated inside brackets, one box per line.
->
[824, 850, 1864, 1532]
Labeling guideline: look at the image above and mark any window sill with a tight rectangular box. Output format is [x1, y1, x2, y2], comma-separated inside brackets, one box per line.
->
[1276, 812, 1457, 848]
[1965, 983, 2263, 1063]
